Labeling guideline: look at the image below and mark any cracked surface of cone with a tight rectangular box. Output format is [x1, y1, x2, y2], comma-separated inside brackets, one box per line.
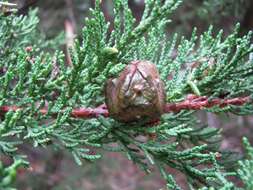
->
[105, 60, 166, 122]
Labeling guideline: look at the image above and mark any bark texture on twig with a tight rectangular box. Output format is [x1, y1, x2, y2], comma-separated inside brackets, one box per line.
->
[0, 96, 251, 119]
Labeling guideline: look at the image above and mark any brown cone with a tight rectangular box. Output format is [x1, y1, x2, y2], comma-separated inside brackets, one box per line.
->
[105, 60, 166, 122]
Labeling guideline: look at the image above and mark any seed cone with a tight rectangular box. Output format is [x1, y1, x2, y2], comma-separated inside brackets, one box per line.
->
[105, 60, 166, 122]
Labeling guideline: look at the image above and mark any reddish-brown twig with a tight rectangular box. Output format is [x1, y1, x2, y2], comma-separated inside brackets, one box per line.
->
[0, 95, 251, 119]
[0, 104, 109, 118]
[164, 95, 251, 112]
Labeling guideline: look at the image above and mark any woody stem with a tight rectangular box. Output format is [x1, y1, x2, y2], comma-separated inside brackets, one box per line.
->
[0, 96, 251, 118]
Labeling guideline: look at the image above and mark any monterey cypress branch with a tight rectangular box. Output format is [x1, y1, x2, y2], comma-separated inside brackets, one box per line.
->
[0, 95, 251, 119]
[1, 0, 253, 189]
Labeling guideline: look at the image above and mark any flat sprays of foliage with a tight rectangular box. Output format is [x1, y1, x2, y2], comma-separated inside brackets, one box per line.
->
[0, 0, 253, 189]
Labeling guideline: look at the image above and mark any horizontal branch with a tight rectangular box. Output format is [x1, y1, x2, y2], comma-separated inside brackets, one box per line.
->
[0, 95, 251, 119]
[164, 95, 251, 112]
[0, 104, 110, 118]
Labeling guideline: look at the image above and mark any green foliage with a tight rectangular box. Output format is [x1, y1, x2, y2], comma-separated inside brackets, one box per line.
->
[164, 25, 253, 105]
[0, 158, 27, 190]
[237, 137, 253, 189]
[0, 0, 253, 189]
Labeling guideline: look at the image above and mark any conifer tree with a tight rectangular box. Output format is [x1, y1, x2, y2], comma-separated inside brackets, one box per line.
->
[0, 0, 253, 189]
